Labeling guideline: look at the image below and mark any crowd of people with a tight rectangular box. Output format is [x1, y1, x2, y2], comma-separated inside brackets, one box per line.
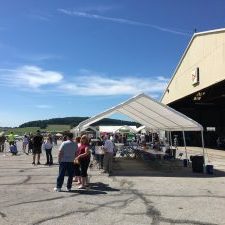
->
[0, 130, 116, 192]
[0, 128, 186, 193]
[54, 132, 115, 191]
[0, 131, 57, 165]
[0, 129, 166, 192]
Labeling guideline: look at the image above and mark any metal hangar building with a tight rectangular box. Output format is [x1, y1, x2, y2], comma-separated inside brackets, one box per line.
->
[161, 28, 225, 148]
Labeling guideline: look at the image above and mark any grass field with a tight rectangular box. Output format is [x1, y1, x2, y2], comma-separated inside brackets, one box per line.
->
[45, 124, 71, 132]
[1, 124, 71, 135]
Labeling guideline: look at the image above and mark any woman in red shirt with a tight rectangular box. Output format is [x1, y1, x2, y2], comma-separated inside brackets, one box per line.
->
[75, 135, 90, 189]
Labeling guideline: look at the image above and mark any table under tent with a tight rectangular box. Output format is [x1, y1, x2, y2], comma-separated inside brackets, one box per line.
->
[73, 93, 207, 171]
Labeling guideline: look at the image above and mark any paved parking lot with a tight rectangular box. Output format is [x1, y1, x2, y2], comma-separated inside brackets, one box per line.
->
[1, 142, 225, 225]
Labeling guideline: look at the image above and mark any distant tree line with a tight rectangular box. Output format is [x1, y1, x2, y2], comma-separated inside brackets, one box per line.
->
[19, 117, 140, 129]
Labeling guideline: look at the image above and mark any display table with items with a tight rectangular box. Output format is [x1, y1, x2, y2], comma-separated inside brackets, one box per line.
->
[135, 147, 165, 160]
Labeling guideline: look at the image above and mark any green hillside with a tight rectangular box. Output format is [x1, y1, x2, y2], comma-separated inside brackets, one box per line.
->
[46, 124, 71, 132]
[0, 117, 140, 135]
[19, 117, 89, 129]
[3, 127, 40, 135]
[19, 117, 139, 129]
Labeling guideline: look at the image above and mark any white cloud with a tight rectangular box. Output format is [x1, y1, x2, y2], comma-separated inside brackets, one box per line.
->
[76, 5, 116, 13]
[28, 11, 52, 22]
[35, 104, 53, 109]
[58, 72, 169, 97]
[17, 53, 62, 62]
[29, 14, 51, 21]
[58, 9, 190, 36]
[0, 65, 168, 98]
[0, 65, 63, 89]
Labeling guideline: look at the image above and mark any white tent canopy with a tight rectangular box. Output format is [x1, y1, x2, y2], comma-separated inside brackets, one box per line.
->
[71, 125, 100, 138]
[75, 93, 206, 166]
[99, 125, 137, 133]
[79, 125, 99, 133]
[135, 125, 146, 133]
[114, 125, 138, 133]
[76, 93, 203, 132]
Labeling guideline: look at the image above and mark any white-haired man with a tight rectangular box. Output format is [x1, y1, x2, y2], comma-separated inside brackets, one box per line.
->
[102, 135, 114, 175]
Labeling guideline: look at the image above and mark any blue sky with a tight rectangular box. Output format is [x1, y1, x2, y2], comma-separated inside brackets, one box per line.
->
[0, 0, 225, 127]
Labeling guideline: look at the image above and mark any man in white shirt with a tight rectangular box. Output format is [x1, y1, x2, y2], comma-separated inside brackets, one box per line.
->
[103, 135, 114, 175]
[54, 133, 78, 192]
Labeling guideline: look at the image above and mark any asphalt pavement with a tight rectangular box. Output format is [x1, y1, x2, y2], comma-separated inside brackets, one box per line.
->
[1, 141, 225, 225]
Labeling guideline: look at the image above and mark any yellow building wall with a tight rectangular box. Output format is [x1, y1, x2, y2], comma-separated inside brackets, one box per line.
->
[161, 31, 225, 104]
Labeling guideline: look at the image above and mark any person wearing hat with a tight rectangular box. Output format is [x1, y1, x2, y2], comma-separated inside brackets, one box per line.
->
[32, 130, 43, 165]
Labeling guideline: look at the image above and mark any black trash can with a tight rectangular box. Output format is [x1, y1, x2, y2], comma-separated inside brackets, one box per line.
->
[183, 159, 188, 167]
[190, 155, 204, 173]
[206, 165, 213, 175]
[171, 148, 176, 159]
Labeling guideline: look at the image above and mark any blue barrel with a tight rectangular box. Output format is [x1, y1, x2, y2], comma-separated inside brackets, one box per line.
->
[183, 159, 188, 167]
[206, 165, 213, 175]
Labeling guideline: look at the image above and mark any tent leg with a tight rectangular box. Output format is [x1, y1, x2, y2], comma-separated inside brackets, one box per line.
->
[201, 130, 205, 168]
[169, 131, 172, 147]
[182, 131, 188, 161]
[166, 131, 169, 145]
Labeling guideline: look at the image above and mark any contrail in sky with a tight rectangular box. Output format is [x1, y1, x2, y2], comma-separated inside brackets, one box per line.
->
[58, 9, 190, 36]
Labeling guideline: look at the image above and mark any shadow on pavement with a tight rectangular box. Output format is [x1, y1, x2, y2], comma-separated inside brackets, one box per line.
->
[88, 182, 120, 192]
[66, 189, 107, 195]
[65, 182, 120, 194]
[112, 158, 225, 178]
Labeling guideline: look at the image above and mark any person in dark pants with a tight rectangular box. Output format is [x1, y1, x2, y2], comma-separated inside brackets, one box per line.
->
[73, 136, 81, 183]
[0, 133, 6, 152]
[74, 135, 90, 189]
[28, 133, 33, 154]
[44, 137, 53, 166]
[32, 130, 43, 165]
[54, 133, 78, 192]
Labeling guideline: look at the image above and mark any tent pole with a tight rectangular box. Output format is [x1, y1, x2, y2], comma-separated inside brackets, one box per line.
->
[167, 131, 170, 145]
[169, 131, 172, 147]
[201, 130, 205, 167]
[182, 131, 188, 161]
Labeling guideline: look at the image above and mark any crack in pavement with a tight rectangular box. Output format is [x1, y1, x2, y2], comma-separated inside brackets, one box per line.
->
[32, 211, 75, 225]
[0, 211, 6, 218]
[0, 175, 32, 186]
[111, 177, 218, 225]
[31, 209, 91, 225]
[7, 195, 78, 207]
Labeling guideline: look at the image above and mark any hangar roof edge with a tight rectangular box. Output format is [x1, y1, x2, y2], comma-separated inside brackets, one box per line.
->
[160, 27, 225, 103]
